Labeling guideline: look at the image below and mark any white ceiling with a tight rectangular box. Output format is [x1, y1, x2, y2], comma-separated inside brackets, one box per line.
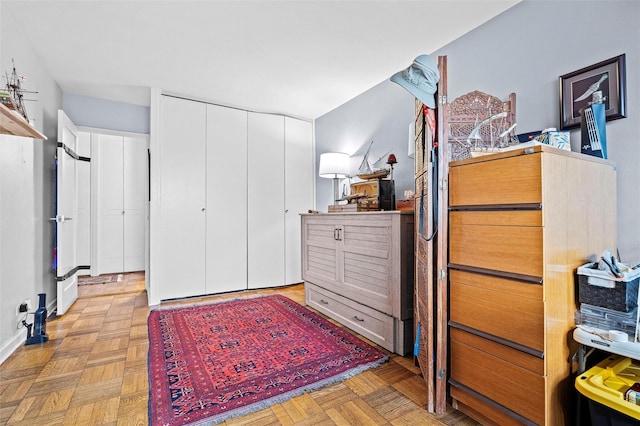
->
[3, 1, 519, 120]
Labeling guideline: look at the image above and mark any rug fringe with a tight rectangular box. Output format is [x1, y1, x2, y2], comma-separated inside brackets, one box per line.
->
[190, 356, 389, 425]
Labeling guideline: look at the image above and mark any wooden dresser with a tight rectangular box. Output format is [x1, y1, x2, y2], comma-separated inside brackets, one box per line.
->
[301, 211, 414, 354]
[447, 145, 616, 425]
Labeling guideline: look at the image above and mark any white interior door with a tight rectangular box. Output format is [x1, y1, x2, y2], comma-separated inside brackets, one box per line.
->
[55, 110, 80, 315]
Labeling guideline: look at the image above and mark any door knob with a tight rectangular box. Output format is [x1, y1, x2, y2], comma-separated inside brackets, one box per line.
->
[49, 215, 73, 223]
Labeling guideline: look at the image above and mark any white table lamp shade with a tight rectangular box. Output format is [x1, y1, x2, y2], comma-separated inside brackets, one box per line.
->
[319, 152, 350, 178]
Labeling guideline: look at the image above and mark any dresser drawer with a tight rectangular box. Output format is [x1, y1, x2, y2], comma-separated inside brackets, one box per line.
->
[449, 153, 542, 207]
[449, 222, 543, 278]
[449, 328, 545, 425]
[450, 270, 544, 352]
[450, 210, 541, 227]
[451, 385, 528, 426]
[305, 283, 394, 352]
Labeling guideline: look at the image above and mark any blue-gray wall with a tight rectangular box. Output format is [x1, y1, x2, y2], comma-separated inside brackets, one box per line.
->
[63, 93, 150, 134]
[315, 0, 640, 261]
[315, 80, 414, 209]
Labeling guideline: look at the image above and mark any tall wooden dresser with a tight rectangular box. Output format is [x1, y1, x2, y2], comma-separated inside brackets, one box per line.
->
[301, 211, 414, 355]
[447, 145, 616, 425]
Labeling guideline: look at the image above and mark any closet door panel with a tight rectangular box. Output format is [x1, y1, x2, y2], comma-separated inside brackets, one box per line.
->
[248, 113, 285, 289]
[206, 105, 248, 293]
[76, 131, 92, 268]
[284, 118, 313, 285]
[123, 135, 147, 272]
[157, 96, 206, 299]
[95, 133, 124, 274]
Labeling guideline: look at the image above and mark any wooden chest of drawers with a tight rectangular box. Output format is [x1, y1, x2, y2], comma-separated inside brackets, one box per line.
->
[448, 145, 616, 425]
[301, 211, 414, 354]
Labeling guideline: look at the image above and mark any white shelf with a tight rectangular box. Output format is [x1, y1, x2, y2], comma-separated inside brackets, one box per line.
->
[0, 102, 47, 139]
[574, 327, 640, 361]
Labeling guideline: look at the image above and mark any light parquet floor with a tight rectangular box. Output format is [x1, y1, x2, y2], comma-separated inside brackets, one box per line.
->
[0, 273, 478, 425]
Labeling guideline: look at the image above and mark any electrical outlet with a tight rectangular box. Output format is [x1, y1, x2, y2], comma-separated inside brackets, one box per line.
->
[15, 299, 31, 316]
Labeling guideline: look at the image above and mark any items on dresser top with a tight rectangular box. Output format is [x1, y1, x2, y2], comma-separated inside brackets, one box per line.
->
[347, 179, 396, 211]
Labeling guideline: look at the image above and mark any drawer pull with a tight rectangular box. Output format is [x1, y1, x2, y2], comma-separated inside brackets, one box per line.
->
[320, 299, 329, 305]
[353, 315, 365, 322]
[449, 263, 542, 284]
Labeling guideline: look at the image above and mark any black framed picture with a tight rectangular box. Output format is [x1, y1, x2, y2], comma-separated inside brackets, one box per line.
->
[559, 54, 626, 130]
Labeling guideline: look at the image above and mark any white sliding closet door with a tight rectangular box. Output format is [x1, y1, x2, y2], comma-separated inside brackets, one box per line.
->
[95, 134, 124, 274]
[206, 105, 248, 293]
[94, 133, 147, 274]
[76, 131, 92, 268]
[157, 96, 207, 299]
[284, 118, 313, 284]
[247, 113, 285, 289]
[123, 136, 147, 272]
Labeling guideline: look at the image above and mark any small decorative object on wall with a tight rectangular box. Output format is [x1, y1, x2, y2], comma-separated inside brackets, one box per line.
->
[559, 54, 626, 130]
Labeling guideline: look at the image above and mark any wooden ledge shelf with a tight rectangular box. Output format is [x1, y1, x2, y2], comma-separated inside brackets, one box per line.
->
[0, 102, 47, 139]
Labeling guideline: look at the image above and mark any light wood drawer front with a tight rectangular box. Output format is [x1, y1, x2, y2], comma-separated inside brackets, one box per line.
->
[450, 334, 545, 425]
[305, 283, 394, 352]
[449, 153, 542, 207]
[450, 210, 541, 227]
[450, 327, 544, 377]
[451, 386, 529, 426]
[449, 223, 543, 278]
[450, 270, 542, 300]
[450, 276, 544, 352]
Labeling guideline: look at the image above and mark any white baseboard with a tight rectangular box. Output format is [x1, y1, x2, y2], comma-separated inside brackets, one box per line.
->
[0, 298, 58, 365]
[0, 329, 26, 365]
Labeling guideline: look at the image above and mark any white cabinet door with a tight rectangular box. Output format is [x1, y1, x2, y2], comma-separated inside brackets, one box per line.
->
[247, 113, 285, 289]
[157, 96, 207, 299]
[284, 118, 313, 285]
[205, 105, 248, 293]
[123, 136, 147, 272]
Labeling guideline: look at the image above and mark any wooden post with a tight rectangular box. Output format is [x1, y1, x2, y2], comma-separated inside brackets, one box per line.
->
[434, 55, 449, 414]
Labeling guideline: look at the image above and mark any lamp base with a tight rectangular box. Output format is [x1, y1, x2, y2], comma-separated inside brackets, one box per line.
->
[332, 178, 342, 203]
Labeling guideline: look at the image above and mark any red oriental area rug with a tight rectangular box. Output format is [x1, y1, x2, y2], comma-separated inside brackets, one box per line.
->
[147, 294, 388, 425]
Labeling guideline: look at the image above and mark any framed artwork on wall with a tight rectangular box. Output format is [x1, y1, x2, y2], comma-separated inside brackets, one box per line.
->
[559, 54, 626, 130]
